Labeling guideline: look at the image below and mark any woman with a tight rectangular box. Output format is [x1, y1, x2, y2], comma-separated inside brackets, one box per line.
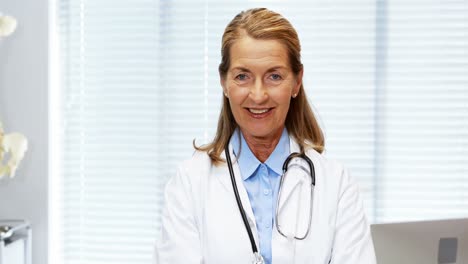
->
[155, 8, 376, 264]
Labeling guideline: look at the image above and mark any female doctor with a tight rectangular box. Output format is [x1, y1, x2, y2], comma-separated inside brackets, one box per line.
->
[154, 8, 376, 264]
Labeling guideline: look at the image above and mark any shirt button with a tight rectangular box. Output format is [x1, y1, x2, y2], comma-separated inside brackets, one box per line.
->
[263, 189, 270, 195]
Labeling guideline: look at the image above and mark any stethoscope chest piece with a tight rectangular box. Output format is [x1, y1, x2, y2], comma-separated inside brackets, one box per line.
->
[253, 252, 265, 264]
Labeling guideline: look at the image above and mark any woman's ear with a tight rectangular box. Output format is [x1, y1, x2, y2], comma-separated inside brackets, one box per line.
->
[220, 76, 228, 98]
[293, 69, 304, 98]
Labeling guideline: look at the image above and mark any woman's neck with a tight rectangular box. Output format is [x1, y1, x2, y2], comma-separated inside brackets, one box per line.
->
[241, 127, 284, 163]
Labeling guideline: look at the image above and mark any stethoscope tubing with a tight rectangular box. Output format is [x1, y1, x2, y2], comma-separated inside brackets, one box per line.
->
[224, 144, 316, 261]
[225, 144, 259, 254]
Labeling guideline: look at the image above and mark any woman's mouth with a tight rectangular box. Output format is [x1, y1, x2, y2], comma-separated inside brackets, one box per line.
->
[249, 108, 269, 114]
[246, 108, 273, 118]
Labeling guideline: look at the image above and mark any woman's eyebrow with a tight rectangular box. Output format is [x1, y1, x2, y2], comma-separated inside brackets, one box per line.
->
[231, 66, 287, 73]
[230, 67, 251, 72]
[265, 66, 287, 73]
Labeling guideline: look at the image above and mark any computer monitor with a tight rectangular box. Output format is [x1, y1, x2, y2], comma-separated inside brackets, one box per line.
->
[371, 218, 468, 264]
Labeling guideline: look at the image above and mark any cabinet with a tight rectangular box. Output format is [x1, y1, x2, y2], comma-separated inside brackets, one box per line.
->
[0, 220, 31, 264]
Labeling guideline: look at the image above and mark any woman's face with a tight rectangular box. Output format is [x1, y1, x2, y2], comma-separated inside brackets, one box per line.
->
[221, 35, 302, 141]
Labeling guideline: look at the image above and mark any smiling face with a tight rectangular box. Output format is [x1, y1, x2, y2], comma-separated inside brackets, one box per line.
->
[221, 35, 303, 142]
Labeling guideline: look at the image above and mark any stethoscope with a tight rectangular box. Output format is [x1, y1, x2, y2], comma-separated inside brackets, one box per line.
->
[224, 144, 316, 264]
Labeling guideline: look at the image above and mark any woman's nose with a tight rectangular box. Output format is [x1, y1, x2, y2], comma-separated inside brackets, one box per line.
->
[249, 79, 268, 102]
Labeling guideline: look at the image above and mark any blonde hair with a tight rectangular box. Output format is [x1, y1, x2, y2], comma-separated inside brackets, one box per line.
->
[195, 8, 324, 164]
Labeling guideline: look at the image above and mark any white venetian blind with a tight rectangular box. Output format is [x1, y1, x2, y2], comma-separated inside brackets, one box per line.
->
[53, 0, 468, 263]
[56, 0, 161, 263]
[375, 0, 468, 222]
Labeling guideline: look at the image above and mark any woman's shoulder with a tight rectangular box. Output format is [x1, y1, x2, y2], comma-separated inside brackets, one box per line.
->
[177, 149, 211, 172]
[181, 149, 212, 167]
[304, 146, 344, 171]
[304, 146, 362, 213]
[175, 149, 215, 183]
[304, 146, 352, 188]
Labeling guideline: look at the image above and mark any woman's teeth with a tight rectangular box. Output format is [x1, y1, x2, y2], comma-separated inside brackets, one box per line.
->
[249, 108, 269, 114]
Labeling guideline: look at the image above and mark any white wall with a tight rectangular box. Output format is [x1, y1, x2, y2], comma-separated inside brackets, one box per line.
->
[0, 0, 49, 264]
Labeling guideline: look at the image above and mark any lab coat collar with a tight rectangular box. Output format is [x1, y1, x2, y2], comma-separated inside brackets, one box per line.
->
[216, 146, 259, 245]
[216, 136, 303, 211]
[214, 136, 306, 248]
[289, 135, 300, 155]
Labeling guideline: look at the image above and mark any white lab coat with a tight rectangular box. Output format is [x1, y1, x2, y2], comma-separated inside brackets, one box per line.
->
[154, 137, 376, 264]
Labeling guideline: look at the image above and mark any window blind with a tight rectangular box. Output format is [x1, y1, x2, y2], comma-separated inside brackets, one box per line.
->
[374, 0, 468, 222]
[53, 0, 468, 263]
[56, 0, 161, 263]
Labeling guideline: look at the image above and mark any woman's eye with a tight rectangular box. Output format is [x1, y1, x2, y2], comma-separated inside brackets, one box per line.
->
[270, 74, 282, 81]
[235, 73, 248, 81]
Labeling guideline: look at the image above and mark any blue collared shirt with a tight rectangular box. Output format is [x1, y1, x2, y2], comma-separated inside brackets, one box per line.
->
[230, 128, 290, 264]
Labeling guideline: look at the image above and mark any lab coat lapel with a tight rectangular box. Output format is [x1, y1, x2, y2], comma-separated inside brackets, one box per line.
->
[216, 145, 257, 232]
[273, 138, 313, 262]
[277, 138, 303, 213]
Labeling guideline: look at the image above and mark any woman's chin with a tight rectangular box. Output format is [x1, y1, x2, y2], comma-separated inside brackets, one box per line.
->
[240, 125, 284, 141]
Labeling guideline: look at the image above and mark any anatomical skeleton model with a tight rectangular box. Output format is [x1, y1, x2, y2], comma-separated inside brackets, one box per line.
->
[0, 121, 28, 179]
